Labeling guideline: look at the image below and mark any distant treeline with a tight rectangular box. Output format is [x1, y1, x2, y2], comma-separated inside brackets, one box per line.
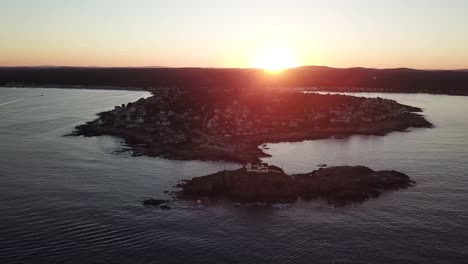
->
[1, 66, 468, 95]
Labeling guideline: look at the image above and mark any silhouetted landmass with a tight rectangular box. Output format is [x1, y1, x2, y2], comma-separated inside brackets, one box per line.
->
[2, 66, 468, 95]
[176, 165, 415, 206]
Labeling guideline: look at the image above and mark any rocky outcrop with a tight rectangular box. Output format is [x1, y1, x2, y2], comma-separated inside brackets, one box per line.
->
[293, 166, 414, 206]
[177, 166, 414, 206]
[143, 198, 169, 206]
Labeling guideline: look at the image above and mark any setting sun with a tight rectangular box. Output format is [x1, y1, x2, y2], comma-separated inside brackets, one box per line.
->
[251, 46, 298, 73]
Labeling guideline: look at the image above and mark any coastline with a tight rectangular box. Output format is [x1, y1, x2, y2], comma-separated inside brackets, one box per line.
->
[74, 124, 431, 163]
[159, 118, 432, 163]
[0, 85, 145, 91]
[2, 85, 467, 97]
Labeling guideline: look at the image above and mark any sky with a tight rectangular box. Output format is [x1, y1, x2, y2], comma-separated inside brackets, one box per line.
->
[1, 0, 468, 69]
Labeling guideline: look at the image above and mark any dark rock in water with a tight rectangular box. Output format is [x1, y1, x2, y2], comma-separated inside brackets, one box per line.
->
[177, 166, 415, 206]
[294, 166, 414, 206]
[179, 168, 298, 204]
[143, 198, 169, 206]
[160, 205, 171, 210]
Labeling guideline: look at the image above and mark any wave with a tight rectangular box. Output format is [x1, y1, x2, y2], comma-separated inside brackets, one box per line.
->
[0, 98, 24, 106]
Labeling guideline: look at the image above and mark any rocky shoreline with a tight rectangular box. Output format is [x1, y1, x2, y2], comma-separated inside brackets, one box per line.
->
[176, 166, 415, 206]
[74, 113, 432, 163]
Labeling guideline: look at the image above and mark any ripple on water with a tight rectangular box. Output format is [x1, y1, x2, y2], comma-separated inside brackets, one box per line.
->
[0, 89, 468, 263]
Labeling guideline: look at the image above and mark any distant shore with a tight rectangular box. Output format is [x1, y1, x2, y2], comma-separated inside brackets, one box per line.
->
[2, 66, 468, 95]
[5, 85, 468, 96]
[3, 85, 468, 97]
[0, 85, 144, 91]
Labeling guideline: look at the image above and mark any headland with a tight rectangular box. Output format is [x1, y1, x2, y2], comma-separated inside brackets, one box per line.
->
[72, 87, 433, 162]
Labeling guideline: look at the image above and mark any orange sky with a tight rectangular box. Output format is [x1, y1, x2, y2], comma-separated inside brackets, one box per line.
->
[1, 0, 468, 69]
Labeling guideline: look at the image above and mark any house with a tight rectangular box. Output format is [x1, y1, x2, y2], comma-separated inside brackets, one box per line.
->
[245, 162, 269, 173]
[244, 162, 285, 174]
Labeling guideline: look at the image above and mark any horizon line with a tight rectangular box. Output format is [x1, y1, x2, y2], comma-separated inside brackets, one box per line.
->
[1, 65, 467, 72]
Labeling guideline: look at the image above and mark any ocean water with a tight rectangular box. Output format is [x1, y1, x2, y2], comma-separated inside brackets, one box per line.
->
[0, 88, 467, 264]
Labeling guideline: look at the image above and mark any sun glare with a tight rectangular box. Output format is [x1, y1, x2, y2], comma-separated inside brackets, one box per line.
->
[252, 46, 298, 73]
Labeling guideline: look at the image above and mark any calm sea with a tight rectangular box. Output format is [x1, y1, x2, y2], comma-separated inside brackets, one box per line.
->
[0, 88, 467, 264]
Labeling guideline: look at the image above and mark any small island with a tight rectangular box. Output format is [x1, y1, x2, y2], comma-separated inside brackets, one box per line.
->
[176, 164, 415, 206]
[73, 88, 433, 162]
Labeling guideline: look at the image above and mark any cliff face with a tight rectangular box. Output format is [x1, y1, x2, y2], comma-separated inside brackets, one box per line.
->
[177, 166, 415, 206]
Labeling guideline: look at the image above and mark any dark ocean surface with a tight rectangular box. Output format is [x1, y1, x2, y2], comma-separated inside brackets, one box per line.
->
[0, 88, 466, 263]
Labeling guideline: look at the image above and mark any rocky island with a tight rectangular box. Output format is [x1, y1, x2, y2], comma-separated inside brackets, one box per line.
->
[176, 165, 415, 206]
[73, 87, 433, 162]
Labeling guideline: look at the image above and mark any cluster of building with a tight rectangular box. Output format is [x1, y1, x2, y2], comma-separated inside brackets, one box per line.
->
[326, 97, 409, 125]
[202, 96, 410, 137]
[93, 88, 412, 147]
[206, 100, 270, 137]
[96, 87, 189, 144]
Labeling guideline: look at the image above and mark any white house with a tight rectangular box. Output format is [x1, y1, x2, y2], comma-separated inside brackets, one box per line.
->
[245, 162, 269, 173]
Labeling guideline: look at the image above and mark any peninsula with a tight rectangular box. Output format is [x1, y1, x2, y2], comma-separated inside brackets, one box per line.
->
[176, 165, 415, 206]
[73, 88, 433, 162]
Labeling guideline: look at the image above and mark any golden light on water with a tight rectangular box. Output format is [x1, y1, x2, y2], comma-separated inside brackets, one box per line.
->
[251, 46, 298, 73]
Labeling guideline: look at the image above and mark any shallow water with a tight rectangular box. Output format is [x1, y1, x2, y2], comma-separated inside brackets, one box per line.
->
[0, 88, 467, 263]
